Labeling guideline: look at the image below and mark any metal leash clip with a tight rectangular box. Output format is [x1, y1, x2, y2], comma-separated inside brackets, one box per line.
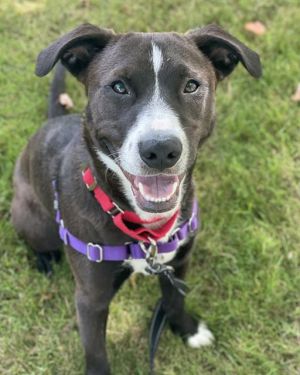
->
[140, 237, 174, 276]
[140, 237, 190, 296]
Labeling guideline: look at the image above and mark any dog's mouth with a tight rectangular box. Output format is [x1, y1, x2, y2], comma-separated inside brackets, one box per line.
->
[123, 170, 185, 213]
[96, 140, 185, 213]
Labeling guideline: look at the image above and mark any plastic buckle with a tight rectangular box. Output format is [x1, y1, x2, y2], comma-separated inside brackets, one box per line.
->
[87, 243, 103, 263]
[53, 199, 58, 210]
[171, 226, 180, 239]
[60, 219, 68, 244]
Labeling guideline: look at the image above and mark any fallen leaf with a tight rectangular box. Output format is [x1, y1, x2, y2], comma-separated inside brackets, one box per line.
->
[129, 273, 138, 289]
[81, 0, 90, 7]
[59, 93, 74, 109]
[291, 84, 300, 102]
[244, 21, 266, 36]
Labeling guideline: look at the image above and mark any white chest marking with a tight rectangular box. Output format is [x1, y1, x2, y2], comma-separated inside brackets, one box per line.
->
[124, 237, 189, 275]
[125, 251, 176, 275]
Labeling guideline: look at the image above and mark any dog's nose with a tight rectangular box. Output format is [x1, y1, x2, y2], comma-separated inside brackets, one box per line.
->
[138, 137, 182, 170]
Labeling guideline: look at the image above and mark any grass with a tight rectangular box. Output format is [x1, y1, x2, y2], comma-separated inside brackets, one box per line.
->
[0, 0, 299, 374]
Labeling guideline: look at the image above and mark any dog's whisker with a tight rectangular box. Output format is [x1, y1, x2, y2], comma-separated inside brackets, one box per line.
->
[104, 165, 112, 183]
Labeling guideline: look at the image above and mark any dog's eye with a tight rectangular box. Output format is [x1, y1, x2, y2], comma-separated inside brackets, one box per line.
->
[112, 81, 128, 95]
[184, 80, 200, 93]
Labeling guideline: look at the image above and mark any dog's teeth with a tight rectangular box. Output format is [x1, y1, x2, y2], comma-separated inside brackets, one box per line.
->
[138, 182, 145, 195]
[171, 182, 178, 196]
[138, 181, 178, 203]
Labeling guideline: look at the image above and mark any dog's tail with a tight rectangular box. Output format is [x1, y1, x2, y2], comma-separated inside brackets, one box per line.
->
[48, 62, 68, 119]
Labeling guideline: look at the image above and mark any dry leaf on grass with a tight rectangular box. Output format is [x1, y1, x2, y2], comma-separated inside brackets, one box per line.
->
[59, 93, 74, 109]
[81, 0, 90, 7]
[291, 84, 300, 102]
[244, 21, 266, 36]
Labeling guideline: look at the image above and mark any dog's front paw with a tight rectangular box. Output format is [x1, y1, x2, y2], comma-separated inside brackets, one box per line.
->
[187, 322, 214, 348]
[35, 250, 61, 276]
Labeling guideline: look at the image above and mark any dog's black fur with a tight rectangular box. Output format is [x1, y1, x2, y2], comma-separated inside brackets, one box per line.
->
[11, 24, 261, 374]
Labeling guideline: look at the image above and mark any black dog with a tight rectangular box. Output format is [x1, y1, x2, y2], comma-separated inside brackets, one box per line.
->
[11, 24, 261, 374]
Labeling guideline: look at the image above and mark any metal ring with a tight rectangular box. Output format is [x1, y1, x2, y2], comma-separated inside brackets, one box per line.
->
[112, 201, 124, 214]
[139, 241, 148, 255]
[85, 180, 97, 191]
[147, 237, 157, 246]
[171, 226, 180, 239]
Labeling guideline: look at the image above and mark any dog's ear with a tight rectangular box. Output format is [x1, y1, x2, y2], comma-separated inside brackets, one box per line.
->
[35, 23, 114, 79]
[187, 24, 262, 81]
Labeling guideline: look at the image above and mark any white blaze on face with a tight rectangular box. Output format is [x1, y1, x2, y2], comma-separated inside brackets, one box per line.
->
[118, 42, 188, 175]
[96, 40, 189, 223]
[147, 43, 179, 131]
[152, 42, 163, 110]
[145, 42, 182, 132]
[152, 42, 163, 79]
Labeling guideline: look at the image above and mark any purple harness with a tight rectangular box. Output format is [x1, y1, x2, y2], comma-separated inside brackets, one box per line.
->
[52, 180, 199, 263]
[53, 180, 198, 372]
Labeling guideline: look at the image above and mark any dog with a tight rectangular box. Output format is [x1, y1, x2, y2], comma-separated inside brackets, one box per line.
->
[11, 23, 261, 374]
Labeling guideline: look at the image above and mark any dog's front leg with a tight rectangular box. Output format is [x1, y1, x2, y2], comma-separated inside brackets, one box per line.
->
[68, 249, 131, 375]
[159, 238, 214, 347]
[75, 286, 111, 375]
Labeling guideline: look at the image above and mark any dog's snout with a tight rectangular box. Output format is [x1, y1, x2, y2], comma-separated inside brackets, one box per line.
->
[138, 137, 182, 170]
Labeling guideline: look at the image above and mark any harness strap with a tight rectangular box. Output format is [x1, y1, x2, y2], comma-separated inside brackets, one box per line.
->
[52, 180, 199, 262]
[52, 177, 198, 373]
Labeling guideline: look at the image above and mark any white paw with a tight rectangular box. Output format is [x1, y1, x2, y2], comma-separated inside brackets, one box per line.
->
[187, 322, 214, 348]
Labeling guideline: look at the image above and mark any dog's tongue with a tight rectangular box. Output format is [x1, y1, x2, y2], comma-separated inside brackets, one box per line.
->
[135, 175, 179, 201]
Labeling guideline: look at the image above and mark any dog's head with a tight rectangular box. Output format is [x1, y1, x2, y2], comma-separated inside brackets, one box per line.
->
[36, 24, 261, 219]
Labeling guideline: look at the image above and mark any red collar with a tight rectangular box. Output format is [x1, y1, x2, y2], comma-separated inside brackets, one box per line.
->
[82, 168, 179, 243]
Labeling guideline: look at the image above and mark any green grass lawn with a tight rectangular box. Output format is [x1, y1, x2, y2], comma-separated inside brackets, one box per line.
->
[0, 1, 299, 374]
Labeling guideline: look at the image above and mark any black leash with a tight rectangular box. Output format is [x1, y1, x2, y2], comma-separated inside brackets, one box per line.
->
[148, 268, 190, 374]
[149, 298, 167, 374]
[142, 238, 190, 373]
